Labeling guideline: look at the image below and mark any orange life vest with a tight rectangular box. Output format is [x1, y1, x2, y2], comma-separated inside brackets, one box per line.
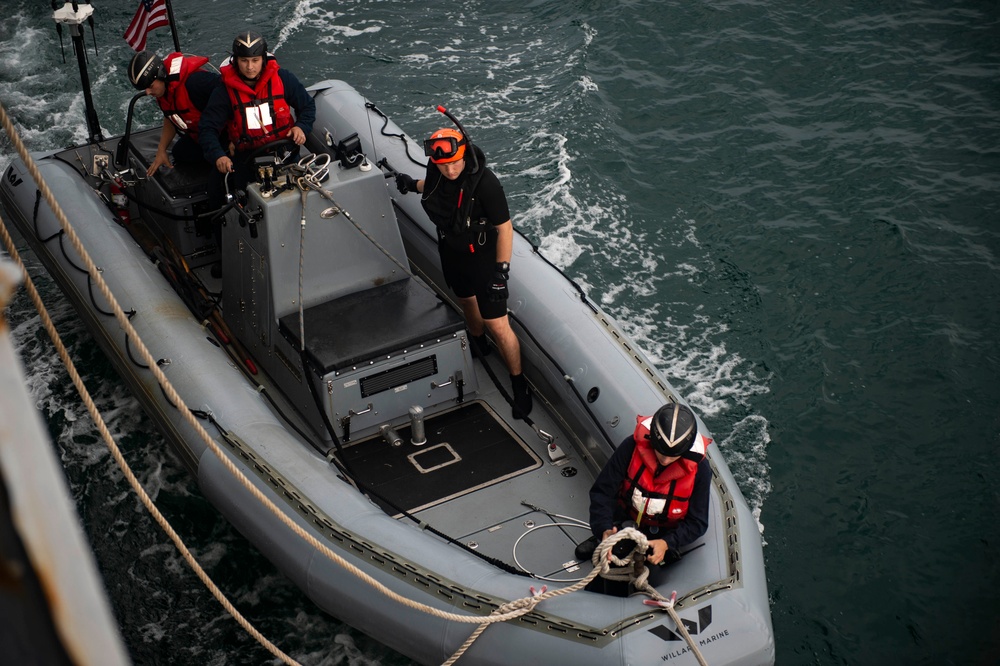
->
[220, 59, 295, 151]
[618, 414, 710, 529]
[157, 53, 210, 141]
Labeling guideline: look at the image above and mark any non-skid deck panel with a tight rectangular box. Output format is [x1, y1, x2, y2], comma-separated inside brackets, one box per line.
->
[344, 401, 543, 515]
[278, 277, 464, 373]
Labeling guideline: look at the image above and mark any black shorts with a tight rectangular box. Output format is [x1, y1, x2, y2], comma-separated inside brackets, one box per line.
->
[439, 237, 508, 320]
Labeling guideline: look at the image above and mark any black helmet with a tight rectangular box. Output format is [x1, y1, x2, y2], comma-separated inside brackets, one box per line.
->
[128, 50, 167, 90]
[232, 30, 267, 59]
[648, 403, 698, 457]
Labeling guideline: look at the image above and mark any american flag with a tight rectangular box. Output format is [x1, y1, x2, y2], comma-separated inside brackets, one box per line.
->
[124, 0, 169, 52]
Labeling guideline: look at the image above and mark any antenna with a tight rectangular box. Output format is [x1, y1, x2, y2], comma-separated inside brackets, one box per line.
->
[52, 2, 103, 144]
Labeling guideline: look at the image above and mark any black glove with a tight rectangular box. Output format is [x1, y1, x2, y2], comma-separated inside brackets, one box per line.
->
[395, 173, 419, 194]
[488, 262, 510, 302]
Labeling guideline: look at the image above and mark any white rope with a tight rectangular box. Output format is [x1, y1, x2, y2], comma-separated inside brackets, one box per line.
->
[592, 528, 710, 665]
[659, 595, 710, 666]
[297, 185, 307, 351]
[0, 104, 300, 665]
[591, 526, 654, 585]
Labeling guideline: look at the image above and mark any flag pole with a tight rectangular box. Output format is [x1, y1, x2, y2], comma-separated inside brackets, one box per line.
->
[164, 0, 181, 52]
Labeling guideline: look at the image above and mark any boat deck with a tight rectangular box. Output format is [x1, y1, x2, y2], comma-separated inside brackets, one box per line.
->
[192, 253, 602, 581]
[107, 148, 730, 597]
[344, 401, 543, 515]
[375, 354, 601, 583]
[284, 331, 601, 583]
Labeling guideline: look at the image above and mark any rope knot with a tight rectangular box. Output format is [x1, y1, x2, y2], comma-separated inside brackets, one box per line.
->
[497, 596, 538, 616]
[594, 525, 650, 570]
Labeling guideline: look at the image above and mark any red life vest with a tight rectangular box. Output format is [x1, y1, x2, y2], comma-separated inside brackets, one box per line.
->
[220, 59, 295, 152]
[618, 413, 711, 529]
[157, 53, 210, 142]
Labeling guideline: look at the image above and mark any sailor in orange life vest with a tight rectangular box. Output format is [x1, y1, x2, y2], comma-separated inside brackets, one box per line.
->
[394, 129, 532, 419]
[127, 50, 220, 177]
[587, 402, 711, 585]
[198, 30, 316, 202]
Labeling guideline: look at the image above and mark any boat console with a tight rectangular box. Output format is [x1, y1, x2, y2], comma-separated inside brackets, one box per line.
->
[105, 113, 481, 449]
[218, 146, 477, 444]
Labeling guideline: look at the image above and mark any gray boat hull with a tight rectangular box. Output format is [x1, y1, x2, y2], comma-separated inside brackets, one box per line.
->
[1, 80, 774, 665]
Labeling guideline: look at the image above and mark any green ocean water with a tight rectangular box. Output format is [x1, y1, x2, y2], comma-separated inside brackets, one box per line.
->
[2, 1, 999, 664]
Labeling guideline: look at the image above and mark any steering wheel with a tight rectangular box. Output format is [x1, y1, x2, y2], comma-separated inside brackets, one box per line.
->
[242, 138, 300, 168]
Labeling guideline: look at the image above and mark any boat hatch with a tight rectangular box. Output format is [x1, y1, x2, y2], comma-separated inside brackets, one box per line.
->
[344, 401, 542, 516]
[278, 278, 464, 372]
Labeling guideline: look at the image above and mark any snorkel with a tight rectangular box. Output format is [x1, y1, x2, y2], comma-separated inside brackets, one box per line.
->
[435, 105, 480, 174]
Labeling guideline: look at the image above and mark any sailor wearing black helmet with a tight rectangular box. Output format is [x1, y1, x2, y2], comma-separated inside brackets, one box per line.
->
[199, 29, 316, 190]
[586, 402, 712, 578]
[127, 50, 219, 176]
[394, 127, 532, 419]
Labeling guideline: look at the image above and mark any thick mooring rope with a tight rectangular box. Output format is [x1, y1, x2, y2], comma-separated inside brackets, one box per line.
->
[0, 112, 299, 664]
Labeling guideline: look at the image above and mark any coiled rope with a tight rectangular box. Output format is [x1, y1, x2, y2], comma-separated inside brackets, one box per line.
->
[444, 528, 644, 666]
[591, 527, 709, 666]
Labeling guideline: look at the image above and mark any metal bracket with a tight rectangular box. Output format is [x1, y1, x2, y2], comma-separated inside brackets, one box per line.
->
[92, 153, 109, 176]
[340, 415, 351, 442]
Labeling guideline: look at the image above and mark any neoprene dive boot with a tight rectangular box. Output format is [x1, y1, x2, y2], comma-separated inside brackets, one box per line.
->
[510, 372, 533, 419]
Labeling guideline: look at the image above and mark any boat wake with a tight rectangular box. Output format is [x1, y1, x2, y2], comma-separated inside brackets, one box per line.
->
[719, 414, 772, 540]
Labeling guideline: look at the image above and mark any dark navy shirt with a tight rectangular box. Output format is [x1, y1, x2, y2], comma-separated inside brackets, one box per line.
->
[588, 435, 712, 551]
[183, 70, 219, 111]
[199, 66, 316, 163]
